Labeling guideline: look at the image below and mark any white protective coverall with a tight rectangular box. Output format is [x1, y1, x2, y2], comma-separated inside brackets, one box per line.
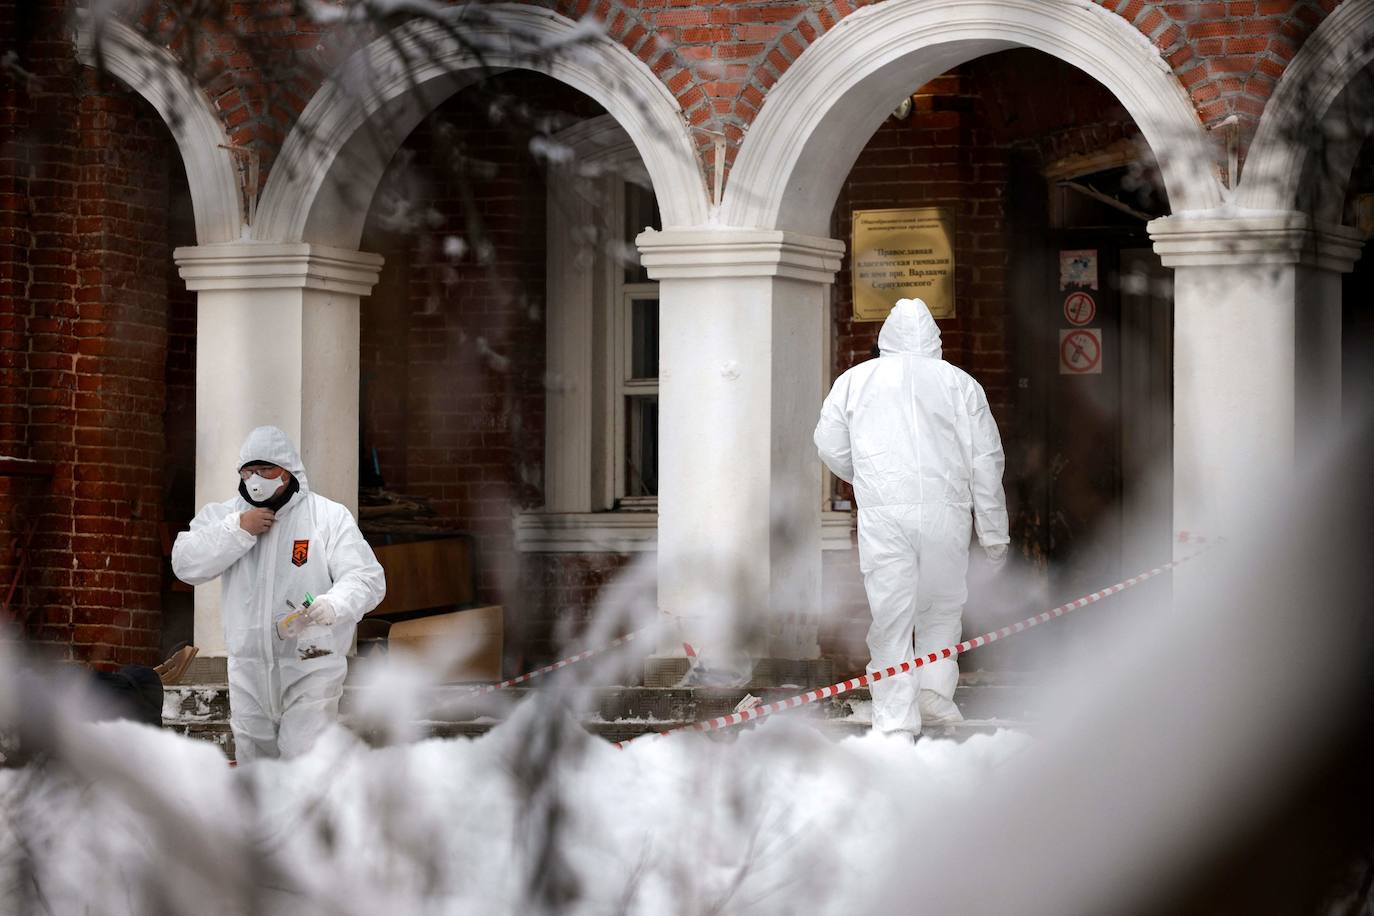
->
[814, 299, 1008, 734]
[172, 426, 386, 760]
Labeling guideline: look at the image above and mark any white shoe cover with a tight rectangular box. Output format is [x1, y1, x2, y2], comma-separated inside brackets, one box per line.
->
[918, 689, 964, 726]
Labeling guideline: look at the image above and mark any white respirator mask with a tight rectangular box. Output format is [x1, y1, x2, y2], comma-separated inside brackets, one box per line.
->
[244, 473, 284, 502]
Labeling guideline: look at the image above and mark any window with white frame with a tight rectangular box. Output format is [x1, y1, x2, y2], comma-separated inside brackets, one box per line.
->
[519, 116, 852, 553]
[532, 116, 664, 535]
[614, 180, 660, 507]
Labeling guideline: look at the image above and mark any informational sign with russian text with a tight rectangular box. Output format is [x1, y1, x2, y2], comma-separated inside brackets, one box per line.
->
[852, 207, 955, 320]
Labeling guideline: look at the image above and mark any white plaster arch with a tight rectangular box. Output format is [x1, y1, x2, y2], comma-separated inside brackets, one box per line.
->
[723, 0, 1223, 235]
[1238, 0, 1374, 220]
[74, 16, 244, 243]
[254, 4, 708, 247]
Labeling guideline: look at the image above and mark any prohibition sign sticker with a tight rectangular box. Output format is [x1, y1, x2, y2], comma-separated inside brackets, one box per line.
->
[1063, 291, 1096, 326]
[1059, 328, 1102, 374]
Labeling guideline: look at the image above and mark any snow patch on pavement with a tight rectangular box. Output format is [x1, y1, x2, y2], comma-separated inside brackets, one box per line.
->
[1, 707, 1029, 915]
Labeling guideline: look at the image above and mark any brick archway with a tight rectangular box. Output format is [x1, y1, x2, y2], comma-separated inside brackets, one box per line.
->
[1239, 0, 1374, 222]
[74, 16, 244, 243]
[253, 5, 709, 249]
[722, 0, 1224, 235]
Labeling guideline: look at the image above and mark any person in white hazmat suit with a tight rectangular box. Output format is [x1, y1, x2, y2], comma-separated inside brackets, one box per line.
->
[814, 298, 1009, 735]
[172, 426, 386, 761]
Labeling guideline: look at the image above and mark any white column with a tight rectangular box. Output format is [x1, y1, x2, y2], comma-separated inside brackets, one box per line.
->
[637, 228, 844, 663]
[175, 243, 384, 657]
[1149, 215, 1362, 560]
[543, 175, 597, 513]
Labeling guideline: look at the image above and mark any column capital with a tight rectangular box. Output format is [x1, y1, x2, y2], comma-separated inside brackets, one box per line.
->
[174, 242, 385, 295]
[636, 227, 845, 283]
[1148, 212, 1365, 272]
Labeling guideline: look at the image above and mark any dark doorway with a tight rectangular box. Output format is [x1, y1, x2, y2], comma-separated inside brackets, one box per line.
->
[1007, 162, 1174, 655]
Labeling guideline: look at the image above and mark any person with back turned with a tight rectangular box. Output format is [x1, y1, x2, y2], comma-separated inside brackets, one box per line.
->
[815, 298, 1009, 736]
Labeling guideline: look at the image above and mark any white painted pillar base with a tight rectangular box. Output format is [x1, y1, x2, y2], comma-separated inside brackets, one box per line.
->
[1149, 214, 1362, 575]
[637, 228, 844, 666]
[175, 243, 384, 658]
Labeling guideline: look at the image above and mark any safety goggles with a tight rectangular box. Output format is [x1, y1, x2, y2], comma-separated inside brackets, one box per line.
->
[238, 464, 286, 480]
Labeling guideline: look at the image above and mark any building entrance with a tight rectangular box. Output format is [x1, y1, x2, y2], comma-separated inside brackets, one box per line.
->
[1003, 161, 1174, 654]
[1038, 234, 1173, 614]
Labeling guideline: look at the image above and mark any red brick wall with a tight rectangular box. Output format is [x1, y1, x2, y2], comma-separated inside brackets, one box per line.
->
[359, 72, 611, 666]
[5, 0, 1357, 671]
[0, 0, 56, 653]
[820, 51, 1143, 667]
[824, 67, 1009, 669]
[829, 70, 1012, 421]
[131, 0, 347, 189]
[829, 50, 1139, 437]
[105, 0, 1345, 199]
[352, 52, 1149, 669]
[1, 4, 189, 668]
[515, 553, 639, 671]
[0, 0, 36, 457]
[633, 0, 1343, 177]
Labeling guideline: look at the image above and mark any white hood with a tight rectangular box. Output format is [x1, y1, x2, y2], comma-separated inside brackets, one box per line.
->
[238, 425, 310, 493]
[878, 298, 942, 359]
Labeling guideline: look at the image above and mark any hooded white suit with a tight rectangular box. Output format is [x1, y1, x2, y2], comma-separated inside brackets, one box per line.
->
[814, 299, 1008, 734]
[172, 426, 386, 760]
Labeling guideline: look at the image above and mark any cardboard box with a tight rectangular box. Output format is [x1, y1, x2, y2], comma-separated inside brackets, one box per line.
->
[387, 605, 503, 683]
[368, 537, 476, 618]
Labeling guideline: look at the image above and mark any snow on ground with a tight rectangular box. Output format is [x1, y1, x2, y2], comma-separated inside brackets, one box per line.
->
[0, 703, 1029, 915]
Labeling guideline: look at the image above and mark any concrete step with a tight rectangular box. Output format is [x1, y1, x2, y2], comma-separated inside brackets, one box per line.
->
[162, 673, 1039, 760]
[162, 711, 1020, 761]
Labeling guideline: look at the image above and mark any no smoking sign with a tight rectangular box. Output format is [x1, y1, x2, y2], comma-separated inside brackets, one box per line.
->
[1059, 328, 1102, 375]
[1063, 291, 1096, 326]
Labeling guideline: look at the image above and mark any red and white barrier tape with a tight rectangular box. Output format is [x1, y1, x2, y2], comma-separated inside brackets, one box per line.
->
[616, 537, 1219, 747]
[465, 628, 648, 697]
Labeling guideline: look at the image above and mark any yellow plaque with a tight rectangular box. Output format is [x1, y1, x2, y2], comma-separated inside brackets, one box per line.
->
[851, 207, 955, 321]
